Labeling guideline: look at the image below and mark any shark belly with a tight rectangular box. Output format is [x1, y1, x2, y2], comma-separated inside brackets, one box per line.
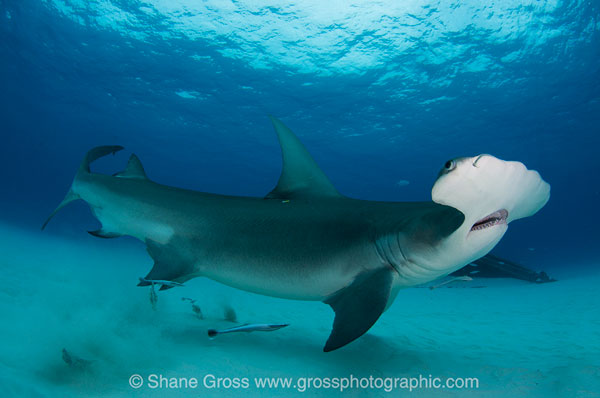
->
[180, 209, 378, 300]
[197, 238, 373, 301]
[81, 178, 376, 301]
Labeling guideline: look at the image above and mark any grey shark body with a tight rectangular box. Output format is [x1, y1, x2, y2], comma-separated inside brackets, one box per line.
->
[43, 117, 550, 351]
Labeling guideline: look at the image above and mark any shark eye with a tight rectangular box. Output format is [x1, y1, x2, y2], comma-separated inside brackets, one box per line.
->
[444, 160, 456, 171]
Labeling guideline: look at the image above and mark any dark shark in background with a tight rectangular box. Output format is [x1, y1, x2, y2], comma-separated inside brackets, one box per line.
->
[43, 117, 550, 351]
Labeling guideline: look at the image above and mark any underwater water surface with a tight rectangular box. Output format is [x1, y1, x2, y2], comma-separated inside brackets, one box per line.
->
[0, 0, 599, 397]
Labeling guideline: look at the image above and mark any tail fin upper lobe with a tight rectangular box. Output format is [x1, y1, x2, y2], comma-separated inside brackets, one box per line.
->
[41, 145, 124, 230]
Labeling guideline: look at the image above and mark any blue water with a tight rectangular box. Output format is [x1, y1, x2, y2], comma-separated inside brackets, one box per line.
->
[1, 1, 599, 397]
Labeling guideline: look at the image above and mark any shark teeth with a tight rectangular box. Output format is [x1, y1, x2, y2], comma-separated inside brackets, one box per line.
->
[471, 209, 508, 231]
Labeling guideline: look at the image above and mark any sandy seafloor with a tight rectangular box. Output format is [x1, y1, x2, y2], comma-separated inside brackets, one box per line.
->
[0, 221, 598, 398]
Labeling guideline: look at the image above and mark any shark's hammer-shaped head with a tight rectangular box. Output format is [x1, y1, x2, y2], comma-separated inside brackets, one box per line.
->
[431, 154, 550, 262]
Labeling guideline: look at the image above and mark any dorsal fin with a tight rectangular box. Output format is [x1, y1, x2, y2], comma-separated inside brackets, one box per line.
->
[266, 116, 341, 200]
[114, 154, 148, 180]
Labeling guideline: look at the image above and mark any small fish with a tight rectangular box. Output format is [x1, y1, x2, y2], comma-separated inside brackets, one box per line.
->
[192, 303, 203, 319]
[208, 323, 289, 338]
[138, 277, 185, 288]
[62, 348, 94, 370]
[429, 276, 472, 290]
[396, 179, 410, 187]
[182, 297, 203, 319]
[149, 284, 158, 311]
[223, 305, 237, 323]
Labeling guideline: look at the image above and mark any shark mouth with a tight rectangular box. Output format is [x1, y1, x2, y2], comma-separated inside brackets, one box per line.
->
[471, 209, 509, 231]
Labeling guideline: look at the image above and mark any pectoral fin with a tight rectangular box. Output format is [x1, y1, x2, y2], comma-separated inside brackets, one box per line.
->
[138, 238, 195, 290]
[323, 267, 394, 352]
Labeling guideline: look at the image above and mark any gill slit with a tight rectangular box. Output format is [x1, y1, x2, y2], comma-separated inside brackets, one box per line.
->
[374, 233, 405, 276]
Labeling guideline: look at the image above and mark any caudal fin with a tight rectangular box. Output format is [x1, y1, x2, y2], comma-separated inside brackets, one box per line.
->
[41, 190, 79, 230]
[78, 145, 125, 175]
[41, 145, 124, 230]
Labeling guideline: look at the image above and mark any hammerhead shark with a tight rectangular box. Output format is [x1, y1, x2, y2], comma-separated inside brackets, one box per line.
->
[42, 117, 550, 351]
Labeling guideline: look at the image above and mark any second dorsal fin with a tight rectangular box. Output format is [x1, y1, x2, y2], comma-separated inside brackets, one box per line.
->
[114, 154, 148, 180]
[266, 116, 341, 200]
